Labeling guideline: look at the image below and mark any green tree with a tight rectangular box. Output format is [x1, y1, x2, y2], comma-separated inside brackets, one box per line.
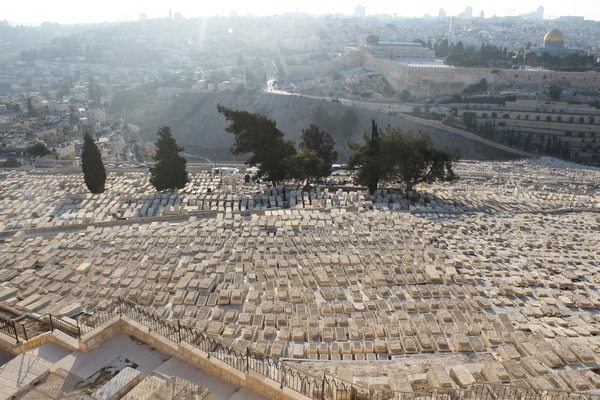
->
[549, 85, 562, 101]
[81, 133, 106, 194]
[289, 124, 338, 186]
[6, 103, 20, 114]
[381, 129, 458, 191]
[287, 151, 322, 188]
[217, 105, 296, 185]
[149, 126, 189, 192]
[89, 75, 102, 107]
[349, 122, 458, 194]
[311, 105, 337, 134]
[435, 39, 449, 57]
[463, 78, 488, 95]
[348, 119, 382, 195]
[1, 157, 21, 168]
[462, 112, 477, 131]
[26, 97, 38, 119]
[400, 89, 411, 102]
[27, 142, 51, 157]
[339, 109, 358, 137]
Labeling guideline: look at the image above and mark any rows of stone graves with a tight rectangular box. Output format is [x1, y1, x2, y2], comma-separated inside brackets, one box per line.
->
[0, 159, 598, 393]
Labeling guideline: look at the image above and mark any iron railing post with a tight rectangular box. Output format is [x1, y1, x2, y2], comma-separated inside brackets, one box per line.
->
[246, 347, 250, 373]
[12, 320, 19, 343]
[76, 317, 81, 338]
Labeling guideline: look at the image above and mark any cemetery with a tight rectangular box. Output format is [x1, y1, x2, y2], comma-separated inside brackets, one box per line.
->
[0, 158, 598, 399]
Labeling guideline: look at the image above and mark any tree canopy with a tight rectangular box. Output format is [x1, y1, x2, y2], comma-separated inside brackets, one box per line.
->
[149, 126, 189, 192]
[81, 132, 106, 194]
[88, 75, 102, 107]
[349, 121, 458, 194]
[26, 97, 38, 119]
[288, 124, 338, 186]
[381, 129, 458, 191]
[217, 105, 296, 185]
[217, 106, 341, 187]
[438, 40, 599, 71]
[549, 85, 562, 101]
[27, 142, 51, 157]
[348, 120, 382, 195]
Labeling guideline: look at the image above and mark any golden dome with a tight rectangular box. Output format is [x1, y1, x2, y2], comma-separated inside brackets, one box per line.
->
[544, 29, 564, 43]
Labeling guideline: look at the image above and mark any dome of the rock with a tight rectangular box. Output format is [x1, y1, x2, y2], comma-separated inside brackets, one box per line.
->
[544, 29, 564, 44]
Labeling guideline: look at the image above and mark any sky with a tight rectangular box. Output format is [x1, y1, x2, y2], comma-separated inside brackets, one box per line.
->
[3, 0, 599, 25]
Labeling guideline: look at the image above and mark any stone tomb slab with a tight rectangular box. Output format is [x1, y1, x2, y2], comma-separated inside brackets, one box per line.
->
[449, 365, 476, 388]
[92, 367, 143, 400]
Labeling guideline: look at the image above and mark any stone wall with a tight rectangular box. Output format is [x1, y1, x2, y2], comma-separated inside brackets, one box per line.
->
[364, 54, 600, 98]
[118, 316, 306, 400]
[280, 54, 362, 79]
[275, 49, 600, 99]
[0, 331, 21, 357]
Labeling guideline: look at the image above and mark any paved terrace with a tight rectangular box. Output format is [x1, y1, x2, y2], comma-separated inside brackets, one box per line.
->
[0, 333, 250, 400]
[0, 159, 599, 394]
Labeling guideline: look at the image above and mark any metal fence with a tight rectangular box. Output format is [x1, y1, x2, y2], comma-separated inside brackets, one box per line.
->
[0, 313, 82, 342]
[3, 298, 599, 400]
[41, 314, 81, 338]
[0, 314, 19, 342]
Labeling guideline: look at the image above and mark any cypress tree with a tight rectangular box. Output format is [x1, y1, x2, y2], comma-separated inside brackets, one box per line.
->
[364, 119, 381, 195]
[149, 126, 189, 192]
[81, 132, 106, 194]
[347, 120, 382, 195]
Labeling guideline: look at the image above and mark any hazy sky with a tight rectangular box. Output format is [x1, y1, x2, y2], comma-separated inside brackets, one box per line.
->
[4, 0, 599, 25]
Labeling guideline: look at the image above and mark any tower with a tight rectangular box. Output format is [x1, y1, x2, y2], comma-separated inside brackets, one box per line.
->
[355, 5, 366, 18]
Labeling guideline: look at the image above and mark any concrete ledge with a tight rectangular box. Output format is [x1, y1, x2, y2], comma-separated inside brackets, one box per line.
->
[0, 330, 22, 356]
[22, 331, 54, 351]
[78, 317, 122, 352]
[120, 316, 179, 356]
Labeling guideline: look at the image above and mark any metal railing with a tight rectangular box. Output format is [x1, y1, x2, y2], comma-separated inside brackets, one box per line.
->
[2, 298, 599, 400]
[41, 314, 81, 338]
[0, 315, 19, 342]
[1, 313, 81, 342]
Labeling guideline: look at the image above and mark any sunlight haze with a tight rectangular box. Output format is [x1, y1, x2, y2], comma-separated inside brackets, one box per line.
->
[4, 0, 600, 25]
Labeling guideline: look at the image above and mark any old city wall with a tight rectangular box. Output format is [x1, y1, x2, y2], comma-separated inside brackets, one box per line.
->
[279, 49, 600, 98]
[280, 53, 363, 79]
[364, 54, 600, 98]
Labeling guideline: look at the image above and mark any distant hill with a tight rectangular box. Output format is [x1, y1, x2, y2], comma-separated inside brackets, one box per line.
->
[140, 90, 519, 163]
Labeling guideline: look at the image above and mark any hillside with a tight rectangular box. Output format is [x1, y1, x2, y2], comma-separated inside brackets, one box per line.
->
[140, 91, 519, 163]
